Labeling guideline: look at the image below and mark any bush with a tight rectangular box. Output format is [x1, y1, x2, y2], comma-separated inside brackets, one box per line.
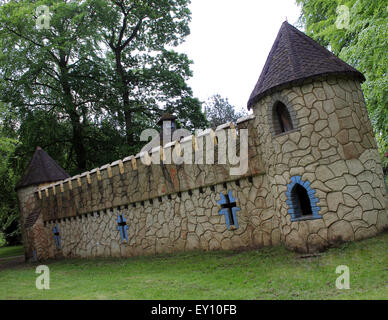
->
[0, 232, 5, 247]
[0, 212, 21, 246]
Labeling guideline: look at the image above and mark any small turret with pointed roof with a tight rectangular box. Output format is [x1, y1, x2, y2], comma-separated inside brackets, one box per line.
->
[247, 21, 365, 109]
[16, 146, 70, 190]
[157, 113, 177, 126]
[157, 113, 178, 144]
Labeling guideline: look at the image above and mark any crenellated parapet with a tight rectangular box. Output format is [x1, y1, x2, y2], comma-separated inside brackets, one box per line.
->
[36, 115, 263, 223]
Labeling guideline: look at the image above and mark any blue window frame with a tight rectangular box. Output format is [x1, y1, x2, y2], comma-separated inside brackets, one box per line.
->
[218, 190, 240, 230]
[52, 225, 61, 249]
[286, 176, 322, 222]
[116, 214, 129, 242]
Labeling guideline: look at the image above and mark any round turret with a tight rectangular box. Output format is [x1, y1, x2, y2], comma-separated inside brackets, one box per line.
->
[248, 22, 388, 252]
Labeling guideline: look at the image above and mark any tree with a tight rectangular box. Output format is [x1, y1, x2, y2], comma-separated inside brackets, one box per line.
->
[94, 0, 207, 150]
[0, 0, 207, 175]
[0, 103, 20, 245]
[204, 94, 248, 129]
[296, 0, 388, 169]
[0, 0, 108, 173]
[0, 1, 208, 242]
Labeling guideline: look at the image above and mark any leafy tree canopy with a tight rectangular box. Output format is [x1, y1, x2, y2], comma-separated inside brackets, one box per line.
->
[204, 94, 248, 129]
[0, 102, 20, 245]
[0, 0, 207, 244]
[0, 0, 207, 176]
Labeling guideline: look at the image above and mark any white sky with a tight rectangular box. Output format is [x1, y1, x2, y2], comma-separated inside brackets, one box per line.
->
[177, 0, 302, 113]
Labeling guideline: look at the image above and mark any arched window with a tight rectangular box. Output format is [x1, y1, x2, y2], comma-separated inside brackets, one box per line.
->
[273, 102, 293, 134]
[291, 184, 313, 217]
[286, 176, 322, 222]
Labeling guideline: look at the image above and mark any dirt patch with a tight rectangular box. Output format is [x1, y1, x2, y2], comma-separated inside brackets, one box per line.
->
[0, 256, 26, 271]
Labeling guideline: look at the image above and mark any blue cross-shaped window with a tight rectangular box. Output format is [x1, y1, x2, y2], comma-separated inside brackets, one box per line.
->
[52, 225, 61, 249]
[218, 191, 240, 230]
[116, 214, 129, 242]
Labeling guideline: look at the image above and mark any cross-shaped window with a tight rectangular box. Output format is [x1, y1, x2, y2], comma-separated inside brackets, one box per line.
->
[116, 214, 129, 242]
[52, 225, 61, 249]
[217, 190, 240, 230]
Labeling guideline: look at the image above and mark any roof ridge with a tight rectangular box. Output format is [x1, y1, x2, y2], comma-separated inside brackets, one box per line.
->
[282, 22, 299, 77]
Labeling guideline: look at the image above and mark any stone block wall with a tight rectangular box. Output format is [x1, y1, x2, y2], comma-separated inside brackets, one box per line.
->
[42, 174, 277, 259]
[37, 119, 263, 223]
[22, 119, 281, 260]
[17, 184, 51, 261]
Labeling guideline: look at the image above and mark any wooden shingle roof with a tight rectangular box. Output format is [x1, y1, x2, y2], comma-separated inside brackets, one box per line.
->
[247, 21, 365, 109]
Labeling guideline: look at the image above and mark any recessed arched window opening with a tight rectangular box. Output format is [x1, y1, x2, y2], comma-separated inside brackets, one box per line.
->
[273, 101, 293, 134]
[291, 184, 313, 217]
[286, 176, 322, 222]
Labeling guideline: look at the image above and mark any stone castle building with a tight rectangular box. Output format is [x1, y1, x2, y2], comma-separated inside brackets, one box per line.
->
[17, 22, 388, 261]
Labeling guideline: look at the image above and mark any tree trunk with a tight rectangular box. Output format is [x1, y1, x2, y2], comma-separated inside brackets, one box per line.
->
[124, 109, 134, 145]
[60, 66, 88, 171]
[69, 111, 87, 171]
[114, 50, 134, 146]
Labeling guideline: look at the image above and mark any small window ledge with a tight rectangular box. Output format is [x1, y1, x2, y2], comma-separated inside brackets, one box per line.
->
[273, 128, 301, 138]
[291, 215, 322, 222]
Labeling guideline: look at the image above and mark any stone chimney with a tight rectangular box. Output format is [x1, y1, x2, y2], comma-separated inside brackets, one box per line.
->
[157, 113, 177, 145]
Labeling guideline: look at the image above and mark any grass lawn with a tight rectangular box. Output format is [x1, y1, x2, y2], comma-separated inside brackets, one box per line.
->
[0, 232, 387, 300]
[0, 245, 24, 259]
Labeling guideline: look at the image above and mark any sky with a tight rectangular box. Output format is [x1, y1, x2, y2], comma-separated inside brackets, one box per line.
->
[177, 0, 302, 113]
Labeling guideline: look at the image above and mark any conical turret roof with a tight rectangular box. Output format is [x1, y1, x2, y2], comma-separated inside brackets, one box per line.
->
[247, 21, 365, 109]
[16, 147, 70, 190]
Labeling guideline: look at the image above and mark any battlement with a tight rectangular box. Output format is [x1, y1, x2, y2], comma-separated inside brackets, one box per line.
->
[36, 115, 263, 223]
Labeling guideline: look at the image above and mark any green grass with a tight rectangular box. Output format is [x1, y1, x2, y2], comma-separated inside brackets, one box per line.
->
[0, 245, 24, 259]
[0, 233, 387, 300]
